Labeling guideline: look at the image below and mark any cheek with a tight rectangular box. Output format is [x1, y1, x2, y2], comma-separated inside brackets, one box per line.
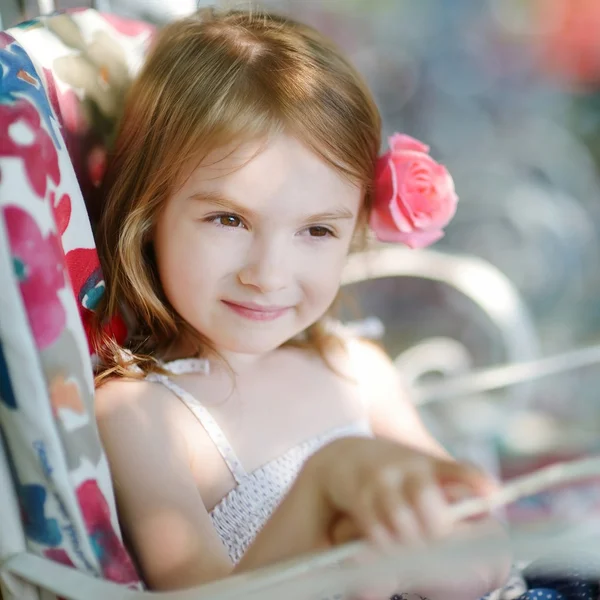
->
[154, 220, 226, 303]
[301, 246, 347, 301]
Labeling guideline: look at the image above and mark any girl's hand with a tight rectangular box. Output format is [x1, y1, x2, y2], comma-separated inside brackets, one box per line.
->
[309, 436, 496, 546]
[306, 436, 510, 599]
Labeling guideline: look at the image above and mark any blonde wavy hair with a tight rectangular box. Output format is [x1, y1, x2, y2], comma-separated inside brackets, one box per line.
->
[92, 7, 381, 382]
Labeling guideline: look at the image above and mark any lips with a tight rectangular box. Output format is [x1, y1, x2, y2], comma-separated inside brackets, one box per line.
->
[221, 300, 292, 322]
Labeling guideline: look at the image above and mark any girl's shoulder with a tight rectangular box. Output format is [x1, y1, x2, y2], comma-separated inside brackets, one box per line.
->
[278, 323, 400, 397]
[94, 375, 188, 433]
[325, 328, 400, 390]
[295, 328, 406, 423]
[94, 375, 202, 474]
[95, 376, 159, 410]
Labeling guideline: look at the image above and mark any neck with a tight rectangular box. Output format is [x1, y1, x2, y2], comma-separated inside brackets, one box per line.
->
[161, 335, 275, 375]
[209, 348, 275, 376]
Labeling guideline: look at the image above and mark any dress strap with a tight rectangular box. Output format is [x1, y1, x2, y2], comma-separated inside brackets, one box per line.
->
[147, 372, 247, 484]
[159, 358, 210, 375]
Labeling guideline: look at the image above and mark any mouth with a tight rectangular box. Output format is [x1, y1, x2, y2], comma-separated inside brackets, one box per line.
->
[221, 300, 292, 322]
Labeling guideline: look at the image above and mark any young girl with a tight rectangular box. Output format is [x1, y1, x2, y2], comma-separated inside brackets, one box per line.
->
[92, 7, 506, 596]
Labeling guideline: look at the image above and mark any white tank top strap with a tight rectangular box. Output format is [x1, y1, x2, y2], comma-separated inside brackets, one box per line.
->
[147, 365, 247, 484]
[158, 358, 210, 375]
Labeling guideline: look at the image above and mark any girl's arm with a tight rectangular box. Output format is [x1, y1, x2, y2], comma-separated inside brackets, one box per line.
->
[95, 379, 234, 590]
[345, 339, 511, 593]
[96, 378, 497, 592]
[241, 435, 496, 570]
[95, 379, 350, 589]
[244, 436, 505, 600]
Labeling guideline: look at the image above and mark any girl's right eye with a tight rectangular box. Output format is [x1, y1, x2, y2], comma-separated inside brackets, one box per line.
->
[208, 213, 246, 229]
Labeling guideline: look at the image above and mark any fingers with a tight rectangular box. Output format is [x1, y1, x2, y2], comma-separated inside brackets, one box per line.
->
[351, 468, 453, 546]
[435, 459, 498, 497]
[370, 468, 421, 545]
[329, 514, 361, 545]
[403, 471, 453, 539]
[345, 472, 455, 600]
[324, 442, 498, 553]
[344, 488, 395, 548]
[387, 502, 422, 543]
[330, 475, 415, 548]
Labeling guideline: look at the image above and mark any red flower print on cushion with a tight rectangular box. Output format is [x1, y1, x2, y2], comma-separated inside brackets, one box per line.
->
[50, 191, 72, 237]
[77, 480, 140, 585]
[0, 32, 14, 50]
[48, 191, 128, 352]
[43, 548, 74, 567]
[87, 145, 108, 188]
[42, 68, 86, 136]
[43, 67, 108, 199]
[3, 205, 66, 350]
[82, 310, 128, 354]
[65, 248, 128, 352]
[0, 99, 60, 199]
[99, 13, 155, 38]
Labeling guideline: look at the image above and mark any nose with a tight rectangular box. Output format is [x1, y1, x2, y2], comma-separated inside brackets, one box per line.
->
[237, 237, 289, 293]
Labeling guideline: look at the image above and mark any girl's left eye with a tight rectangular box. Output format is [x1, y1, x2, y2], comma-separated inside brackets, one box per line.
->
[307, 226, 334, 238]
[209, 214, 245, 228]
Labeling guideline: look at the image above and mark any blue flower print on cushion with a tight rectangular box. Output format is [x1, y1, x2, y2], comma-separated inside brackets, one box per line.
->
[19, 482, 62, 546]
[0, 340, 17, 408]
[11, 20, 43, 31]
[517, 590, 565, 600]
[521, 555, 600, 600]
[0, 32, 60, 147]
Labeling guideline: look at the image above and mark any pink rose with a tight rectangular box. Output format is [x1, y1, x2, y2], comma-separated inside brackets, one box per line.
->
[370, 133, 458, 249]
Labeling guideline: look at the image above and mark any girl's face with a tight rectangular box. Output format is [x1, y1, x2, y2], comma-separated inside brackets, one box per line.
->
[153, 133, 362, 359]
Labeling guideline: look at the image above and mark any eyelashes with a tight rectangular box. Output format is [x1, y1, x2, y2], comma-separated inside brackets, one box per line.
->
[205, 213, 337, 238]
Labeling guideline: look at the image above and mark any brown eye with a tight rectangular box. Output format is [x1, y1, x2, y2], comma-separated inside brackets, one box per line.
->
[217, 215, 242, 227]
[308, 226, 332, 237]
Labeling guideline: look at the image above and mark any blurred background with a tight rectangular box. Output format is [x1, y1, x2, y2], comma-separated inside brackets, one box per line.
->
[4, 0, 600, 520]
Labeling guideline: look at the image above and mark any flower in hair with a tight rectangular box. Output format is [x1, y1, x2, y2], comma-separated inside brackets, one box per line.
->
[370, 133, 458, 249]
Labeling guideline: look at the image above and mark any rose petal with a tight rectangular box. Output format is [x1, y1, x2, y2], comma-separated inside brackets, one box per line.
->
[400, 165, 458, 230]
[385, 159, 420, 234]
[369, 193, 400, 235]
[371, 212, 445, 248]
[372, 154, 394, 210]
[394, 229, 445, 249]
[373, 156, 417, 233]
[411, 191, 458, 230]
[388, 133, 430, 154]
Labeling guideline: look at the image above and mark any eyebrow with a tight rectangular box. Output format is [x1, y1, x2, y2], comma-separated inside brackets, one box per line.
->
[188, 191, 256, 219]
[188, 191, 355, 222]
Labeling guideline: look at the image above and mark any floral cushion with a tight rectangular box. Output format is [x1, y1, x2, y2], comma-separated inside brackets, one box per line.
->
[6, 9, 155, 351]
[0, 9, 155, 596]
